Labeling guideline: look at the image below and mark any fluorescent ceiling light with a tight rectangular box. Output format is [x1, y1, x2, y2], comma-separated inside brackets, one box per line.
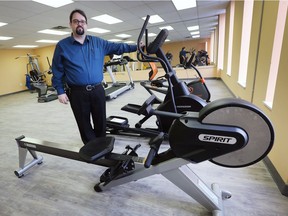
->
[124, 41, 136, 44]
[165, 39, 170, 42]
[32, 0, 73, 8]
[91, 14, 122, 24]
[36, 39, 59, 43]
[0, 22, 8, 27]
[148, 33, 157, 37]
[38, 29, 70, 35]
[13, 45, 38, 48]
[190, 31, 200, 35]
[159, 26, 174, 31]
[172, 0, 196, 11]
[0, 36, 13, 40]
[187, 25, 199, 31]
[142, 15, 164, 24]
[87, 28, 110, 34]
[192, 35, 200, 38]
[116, 34, 131, 38]
[108, 39, 122, 42]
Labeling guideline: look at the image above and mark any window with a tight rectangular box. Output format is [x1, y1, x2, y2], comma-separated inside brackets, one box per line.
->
[238, 0, 254, 88]
[227, 1, 235, 76]
[217, 13, 226, 71]
[264, 0, 288, 109]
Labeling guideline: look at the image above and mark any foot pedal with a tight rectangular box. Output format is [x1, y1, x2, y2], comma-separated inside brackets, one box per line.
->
[106, 116, 128, 126]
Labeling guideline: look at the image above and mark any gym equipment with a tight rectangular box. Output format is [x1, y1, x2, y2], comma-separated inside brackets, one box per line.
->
[13, 15, 274, 216]
[141, 61, 211, 104]
[104, 55, 135, 100]
[192, 49, 210, 66]
[106, 36, 209, 138]
[177, 48, 209, 68]
[16, 54, 58, 103]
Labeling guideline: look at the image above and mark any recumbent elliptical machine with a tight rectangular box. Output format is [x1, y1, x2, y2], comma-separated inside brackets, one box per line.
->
[14, 15, 274, 216]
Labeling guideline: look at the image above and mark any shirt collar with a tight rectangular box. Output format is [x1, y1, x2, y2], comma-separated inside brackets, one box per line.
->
[70, 34, 90, 44]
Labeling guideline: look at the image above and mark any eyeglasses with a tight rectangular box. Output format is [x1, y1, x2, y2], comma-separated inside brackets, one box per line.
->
[72, 19, 87, 25]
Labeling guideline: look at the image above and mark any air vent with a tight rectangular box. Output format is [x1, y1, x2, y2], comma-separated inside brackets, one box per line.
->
[51, 26, 69, 30]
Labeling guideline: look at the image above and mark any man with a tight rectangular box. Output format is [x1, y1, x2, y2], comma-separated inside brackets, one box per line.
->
[52, 9, 138, 144]
[179, 47, 189, 65]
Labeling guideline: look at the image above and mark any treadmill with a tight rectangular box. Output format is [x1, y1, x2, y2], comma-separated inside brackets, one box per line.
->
[104, 56, 135, 100]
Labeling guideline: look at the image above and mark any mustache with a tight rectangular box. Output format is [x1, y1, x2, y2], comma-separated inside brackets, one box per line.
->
[76, 26, 84, 35]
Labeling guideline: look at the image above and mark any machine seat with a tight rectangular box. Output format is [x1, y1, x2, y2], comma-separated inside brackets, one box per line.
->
[79, 136, 115, 162]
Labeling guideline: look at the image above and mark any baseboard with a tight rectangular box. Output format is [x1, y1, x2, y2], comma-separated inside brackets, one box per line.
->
[263, 157, 288, 197]
[0, 89, 29, 98]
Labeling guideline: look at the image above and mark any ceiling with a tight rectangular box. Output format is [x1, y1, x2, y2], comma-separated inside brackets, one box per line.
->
[0, 0, 230, 49]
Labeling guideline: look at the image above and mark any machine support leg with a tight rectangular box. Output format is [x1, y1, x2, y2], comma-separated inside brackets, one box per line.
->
[14, 146, 43, 178]
[162, 165, 231, 216]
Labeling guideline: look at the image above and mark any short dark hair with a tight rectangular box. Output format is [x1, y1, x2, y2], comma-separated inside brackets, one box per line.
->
[69, 9, 87, 23]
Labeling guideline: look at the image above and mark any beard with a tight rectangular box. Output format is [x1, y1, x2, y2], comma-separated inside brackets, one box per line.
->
[76, 26, 84, 35]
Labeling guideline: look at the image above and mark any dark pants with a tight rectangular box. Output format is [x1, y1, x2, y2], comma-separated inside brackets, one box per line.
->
[68, 84, 106, 144]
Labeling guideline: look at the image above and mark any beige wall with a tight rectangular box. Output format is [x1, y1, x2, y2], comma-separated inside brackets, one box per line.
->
[221, 0, 288, 188]
[0, 46, 56, 95]
[0, 49, 35, 95]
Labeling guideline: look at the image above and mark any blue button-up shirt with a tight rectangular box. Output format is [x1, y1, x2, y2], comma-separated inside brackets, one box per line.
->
[52, 35, 137, 95]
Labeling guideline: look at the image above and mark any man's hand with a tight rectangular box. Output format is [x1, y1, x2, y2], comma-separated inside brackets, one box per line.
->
[58, 93, 69, 104]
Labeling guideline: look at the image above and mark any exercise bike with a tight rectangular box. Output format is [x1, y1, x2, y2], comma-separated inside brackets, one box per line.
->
[14, 15, 275, 216]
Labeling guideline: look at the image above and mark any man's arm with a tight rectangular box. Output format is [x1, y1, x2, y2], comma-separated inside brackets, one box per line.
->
[52, 44, 69, 104]
[52, 44, 65, 95]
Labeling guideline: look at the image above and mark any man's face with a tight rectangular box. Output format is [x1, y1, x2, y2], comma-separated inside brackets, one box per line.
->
[70, 12, 87, 36]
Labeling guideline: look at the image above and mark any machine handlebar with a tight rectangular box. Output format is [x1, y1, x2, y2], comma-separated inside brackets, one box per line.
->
[144, 132, 165, 168]
[146, 29, 168, 54]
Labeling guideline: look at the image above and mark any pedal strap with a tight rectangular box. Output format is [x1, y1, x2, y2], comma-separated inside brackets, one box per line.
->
[79, 136, 115, 162]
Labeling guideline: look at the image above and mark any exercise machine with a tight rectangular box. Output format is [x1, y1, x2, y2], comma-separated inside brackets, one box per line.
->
[14, 15, 275, 216]
[193, 49, 210, 66]
[16, 54, 58, 103]
[35, 57, 58, 103]
[141, 61, 211, 104]
[104, 55, 135, 100]
[106, 31, 209, 138]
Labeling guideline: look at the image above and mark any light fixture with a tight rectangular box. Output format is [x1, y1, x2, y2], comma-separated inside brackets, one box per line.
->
[187, 25, 199, 31]
[159, 26, 174, 31]
[0, 36, 13, 40]
[87, 28, 110, 34]
[13, 45, 38, 48]
[190, 31, 200, 35]
[32, 0, 73, 8]
[91, 14, 122, 24]
[38, 29, 70, 35]
[36, 39, 59, 43]
[172, 0, 196, 11]
[142, 15, 164, 24]
[124, 41, 136, 44]
[192, 35, 200, 38]
[0, 22, 8, 27]
[108, 39, 122, 42]
[116, 34, 131, 38]
[148, 33, 157, 37]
